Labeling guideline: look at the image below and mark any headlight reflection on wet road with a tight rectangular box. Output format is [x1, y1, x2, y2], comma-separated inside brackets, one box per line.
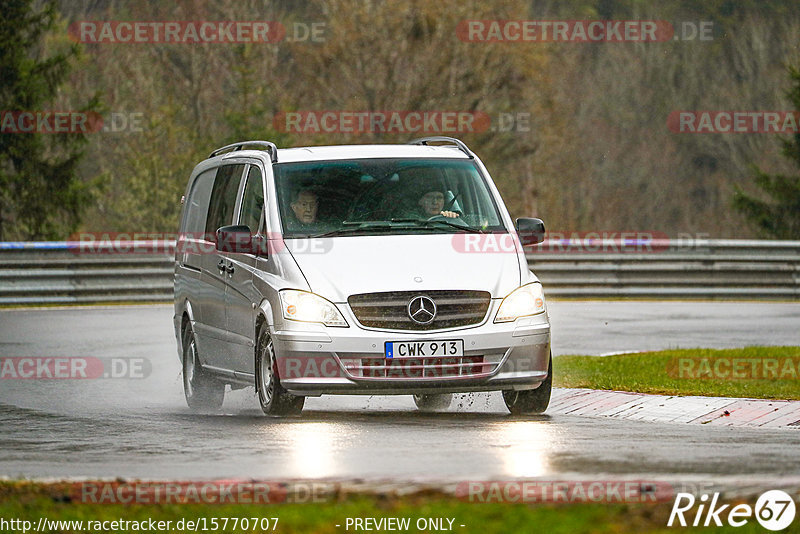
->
[283, 422, 339, 478]
[497, 421, 559, 478]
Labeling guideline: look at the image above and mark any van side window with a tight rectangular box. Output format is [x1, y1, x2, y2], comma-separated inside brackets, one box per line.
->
[182, 168, 216, 235]
[205, 164, 245, 235]
[238, 166, 264, 234]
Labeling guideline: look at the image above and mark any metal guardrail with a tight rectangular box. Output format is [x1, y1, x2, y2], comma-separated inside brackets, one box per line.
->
[0, 239, 798, 305]
[528, 238, 800, 299]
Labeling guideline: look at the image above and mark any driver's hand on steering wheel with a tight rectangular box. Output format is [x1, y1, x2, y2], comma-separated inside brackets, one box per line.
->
[440, 210, 459, 218]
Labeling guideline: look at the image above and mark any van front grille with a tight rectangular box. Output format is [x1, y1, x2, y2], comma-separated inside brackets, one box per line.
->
[348, 290, 491, 331]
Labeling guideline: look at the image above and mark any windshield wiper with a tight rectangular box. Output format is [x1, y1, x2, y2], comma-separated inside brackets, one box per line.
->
[307, 219, 482, 238]
[389, 218, 484, 233]
[308, 226, 391, 238]
[307, 221, 425, 238]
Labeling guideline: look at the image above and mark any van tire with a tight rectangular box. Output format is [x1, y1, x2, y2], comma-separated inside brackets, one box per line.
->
[413, 393, 453, 411]
[182, 324, 225, 412]
[502, 354, 552, 415]
[255, 327, 305, 416]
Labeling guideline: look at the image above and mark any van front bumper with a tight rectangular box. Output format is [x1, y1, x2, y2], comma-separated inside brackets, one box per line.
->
[271, 309, 551, 397]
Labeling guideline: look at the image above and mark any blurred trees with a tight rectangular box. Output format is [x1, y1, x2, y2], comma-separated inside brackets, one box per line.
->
[734, 66, 800, 238]
[530, 1, 800, 234]
[282, 0, 554, 219]
[0, 0, 101, 240]
[10, 0, 800, 238]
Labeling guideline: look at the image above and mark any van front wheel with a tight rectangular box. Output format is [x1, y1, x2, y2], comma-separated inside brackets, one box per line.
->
[255, 328, 304, 416]
[182, 325, 225, 412]
[502, 354, 552, 415]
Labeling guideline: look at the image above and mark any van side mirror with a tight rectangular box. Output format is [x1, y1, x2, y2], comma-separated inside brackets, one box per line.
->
[216, 225, 255, 254]
[515, 218, 546, 246]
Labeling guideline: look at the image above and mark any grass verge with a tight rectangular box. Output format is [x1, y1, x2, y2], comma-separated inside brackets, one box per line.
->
[554, 346, 800, 400]
[0, 481, 778, 534]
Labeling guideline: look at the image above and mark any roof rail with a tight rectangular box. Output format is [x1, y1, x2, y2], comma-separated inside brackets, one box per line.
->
[209, 140, 278, 163]
[408, 136, 473, 158]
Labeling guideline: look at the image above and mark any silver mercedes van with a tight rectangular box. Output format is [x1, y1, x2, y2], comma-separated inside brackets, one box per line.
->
[173, 137, 551, 416]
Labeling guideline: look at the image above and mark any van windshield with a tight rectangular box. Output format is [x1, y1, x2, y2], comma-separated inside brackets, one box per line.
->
[274, 158, 505, 238]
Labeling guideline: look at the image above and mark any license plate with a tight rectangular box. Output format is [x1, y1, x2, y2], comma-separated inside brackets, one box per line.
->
[385, 340, 464, 358]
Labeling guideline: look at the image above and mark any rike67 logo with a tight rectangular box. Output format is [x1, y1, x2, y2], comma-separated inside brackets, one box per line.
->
[668, 490, 796, 530]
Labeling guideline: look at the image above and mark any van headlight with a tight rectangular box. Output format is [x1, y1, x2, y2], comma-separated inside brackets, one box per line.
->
[494, 283, 546, 322]
[279, 290, 348, 327]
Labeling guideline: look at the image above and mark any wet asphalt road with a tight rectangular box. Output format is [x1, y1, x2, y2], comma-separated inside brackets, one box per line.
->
[0, 301, 798, 485]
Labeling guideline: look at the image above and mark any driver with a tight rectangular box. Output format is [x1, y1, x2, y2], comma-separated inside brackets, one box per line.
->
[409, 188, 459, 219]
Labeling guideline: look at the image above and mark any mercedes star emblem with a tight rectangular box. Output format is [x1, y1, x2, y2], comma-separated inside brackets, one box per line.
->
[407, 295, 437, 325]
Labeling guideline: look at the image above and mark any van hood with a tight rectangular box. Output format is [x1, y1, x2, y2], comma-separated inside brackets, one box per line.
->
[286, 234, 523, 302]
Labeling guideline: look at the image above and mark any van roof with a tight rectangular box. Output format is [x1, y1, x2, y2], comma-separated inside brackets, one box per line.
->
[217, 143, 473, 164]
[277, 144, 474, 163]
